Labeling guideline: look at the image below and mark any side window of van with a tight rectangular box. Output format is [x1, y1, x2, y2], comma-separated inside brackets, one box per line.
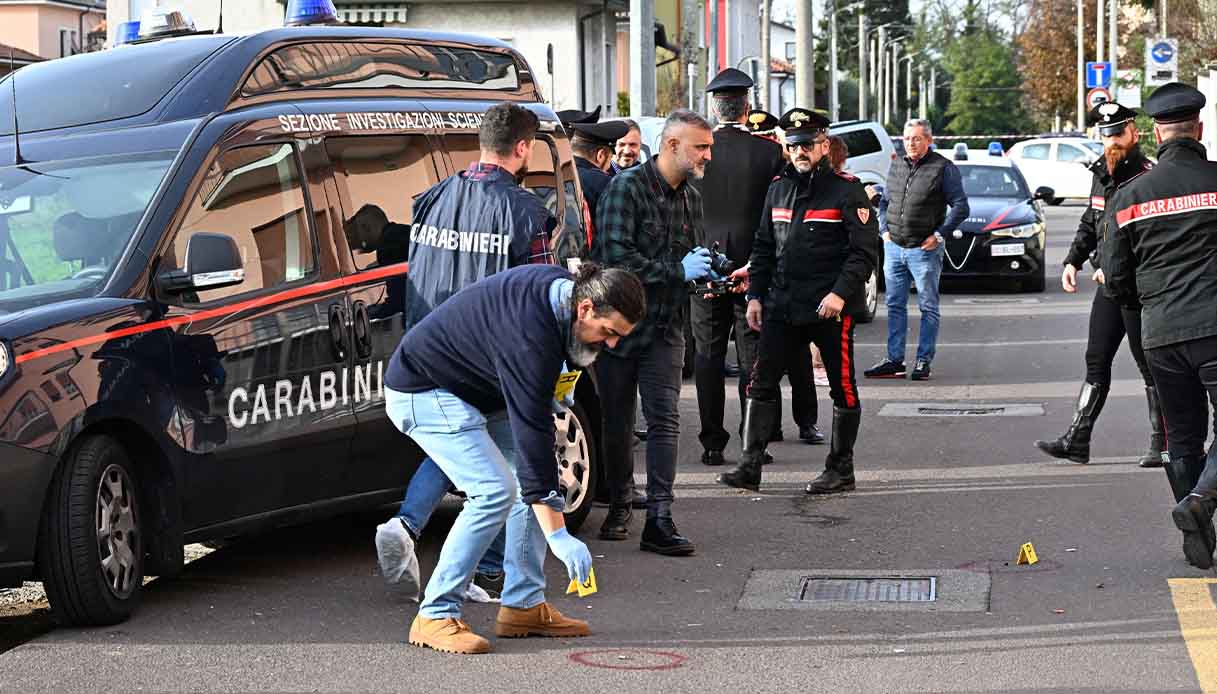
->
[170, 143, 316, 304]
[326, 135, 440, 271]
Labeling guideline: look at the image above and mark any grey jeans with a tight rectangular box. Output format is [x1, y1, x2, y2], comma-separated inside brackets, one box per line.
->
[597, 326, 684, 518]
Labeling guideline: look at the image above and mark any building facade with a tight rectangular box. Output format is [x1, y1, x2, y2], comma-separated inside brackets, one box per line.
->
[0, 0, 106, 61]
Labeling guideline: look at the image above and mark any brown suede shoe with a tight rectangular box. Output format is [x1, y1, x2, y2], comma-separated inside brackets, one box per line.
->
[408, 615, 492, 654]
[495, 603, 591, 638]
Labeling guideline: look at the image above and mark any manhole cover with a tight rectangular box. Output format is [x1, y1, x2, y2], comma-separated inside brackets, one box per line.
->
[800, 576, 936, 602]
[879, 403, 1044, 417]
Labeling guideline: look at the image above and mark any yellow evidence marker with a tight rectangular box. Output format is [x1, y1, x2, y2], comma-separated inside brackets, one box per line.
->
[554, 370, 581, 402]
[1016, 542, 1039, 565]
[566, 568, 598, 597]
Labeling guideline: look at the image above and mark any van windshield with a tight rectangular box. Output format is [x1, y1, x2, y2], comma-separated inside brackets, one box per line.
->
[0, 152, 176, 311]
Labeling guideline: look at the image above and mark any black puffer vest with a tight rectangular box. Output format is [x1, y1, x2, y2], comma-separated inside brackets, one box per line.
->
[886, 151, 950, 248]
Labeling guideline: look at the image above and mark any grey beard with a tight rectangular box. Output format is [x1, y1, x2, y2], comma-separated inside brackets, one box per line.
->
[566, 329, 601, 367]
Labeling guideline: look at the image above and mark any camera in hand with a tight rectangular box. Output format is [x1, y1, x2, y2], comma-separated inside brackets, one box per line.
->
[688, 276, 742, 297]
[707, 241, 735, 277]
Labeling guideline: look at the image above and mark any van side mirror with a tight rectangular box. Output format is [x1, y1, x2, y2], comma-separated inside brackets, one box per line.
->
[158, 232, 245, 294]
[1033, 186, 1055, 201]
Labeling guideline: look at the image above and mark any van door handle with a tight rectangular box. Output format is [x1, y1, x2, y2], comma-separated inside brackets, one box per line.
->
[328, 304, 348, 362]
[352, 301, 372, 359]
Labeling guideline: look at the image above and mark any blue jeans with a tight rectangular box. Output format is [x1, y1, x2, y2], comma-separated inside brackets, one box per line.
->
[396, 458, 505, 577]
[385, 387, 547, 619]
[883, 239, 944, 364]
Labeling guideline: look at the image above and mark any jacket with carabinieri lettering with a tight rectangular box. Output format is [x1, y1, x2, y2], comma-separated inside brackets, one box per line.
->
[749, 159, 880, 324]
[1103, 138, 1217, 349]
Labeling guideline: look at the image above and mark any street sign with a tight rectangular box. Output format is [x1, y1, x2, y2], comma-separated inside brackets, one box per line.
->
[1087, 87, 1112, 109]
[1116, 69, 1142, 107]
[1145, 38, 1178, 87]
[1086, 61, 1112, 89]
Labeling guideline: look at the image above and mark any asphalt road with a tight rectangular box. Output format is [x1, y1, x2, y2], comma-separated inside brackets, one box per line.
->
[2, 202, 1215, 693]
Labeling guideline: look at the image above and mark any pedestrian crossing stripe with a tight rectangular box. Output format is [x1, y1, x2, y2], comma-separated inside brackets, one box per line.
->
[1168, 578, 1217, 693]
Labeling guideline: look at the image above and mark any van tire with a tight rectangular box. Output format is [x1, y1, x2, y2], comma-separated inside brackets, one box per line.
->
[557, 402, 597, 534]
[38, 435, 144, 626]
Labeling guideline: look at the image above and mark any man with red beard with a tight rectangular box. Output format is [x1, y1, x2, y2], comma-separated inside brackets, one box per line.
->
[1034, 102, 1159, 467]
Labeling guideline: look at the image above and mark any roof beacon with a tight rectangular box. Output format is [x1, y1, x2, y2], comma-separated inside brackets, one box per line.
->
[285, 0, 340, 26]
[114, 21, 141, 47]
[138, 9, 197, 40]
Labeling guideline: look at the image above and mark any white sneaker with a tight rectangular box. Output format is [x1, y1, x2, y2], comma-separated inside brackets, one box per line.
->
[464, 580, 500, 604]
[375, 519, 420, 599]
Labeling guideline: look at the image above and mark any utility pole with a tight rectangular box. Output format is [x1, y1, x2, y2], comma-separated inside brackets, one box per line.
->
[1077, 0, 1085, 129]
[682, 0, 698, 110]
[829, 0, 840, 121]
[930, 64, 936, 114]
[1109, 0, 1118, 79]
[709, 0, 718, 84]
[918, 64, 927, 119]
[1097, 0, 1104, 62]
[858, 14, 867, 120]
[629, 0, 655, 117]
[796, 0, 814, 108]
[876, 26, 886, 125]
[760, 0, 771, 112]
[905, 54, 913, 122]
[1161, 0, 1167, 35]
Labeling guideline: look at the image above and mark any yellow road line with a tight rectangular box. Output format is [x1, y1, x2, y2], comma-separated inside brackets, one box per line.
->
[1169, 578, 1217, 694]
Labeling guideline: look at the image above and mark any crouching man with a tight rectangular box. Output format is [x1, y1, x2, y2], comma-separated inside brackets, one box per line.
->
[384, 263, 645, 653]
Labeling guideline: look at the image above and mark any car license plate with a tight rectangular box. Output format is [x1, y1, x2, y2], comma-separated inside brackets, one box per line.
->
[991, 243, 1024, 257]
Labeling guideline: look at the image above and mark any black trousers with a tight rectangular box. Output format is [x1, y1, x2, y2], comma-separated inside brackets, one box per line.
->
[749, 316, 859, 411]
[690, 294, 815, 452]
[1086, 289, 1154, 387]
[1146, 335, 1217, 461]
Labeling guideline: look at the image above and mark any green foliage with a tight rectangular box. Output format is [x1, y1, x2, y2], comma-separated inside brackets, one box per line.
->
[617, 91, 630, 117]
[942, 35, 1030, 135]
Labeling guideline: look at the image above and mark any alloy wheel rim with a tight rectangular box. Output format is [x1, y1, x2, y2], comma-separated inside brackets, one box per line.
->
[553, 407, 591, 514]
[96, 464, 139, 599]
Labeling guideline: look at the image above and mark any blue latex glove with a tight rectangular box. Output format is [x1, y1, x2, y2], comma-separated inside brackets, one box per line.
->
[546, 527, 592, 583]
[681, 247, 712, 281]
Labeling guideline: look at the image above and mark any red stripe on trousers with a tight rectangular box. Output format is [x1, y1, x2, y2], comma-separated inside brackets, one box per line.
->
[840, 315, 857, 408]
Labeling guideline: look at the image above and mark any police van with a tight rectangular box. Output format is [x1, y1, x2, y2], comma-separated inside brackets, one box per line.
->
[0, 14, 603, 626]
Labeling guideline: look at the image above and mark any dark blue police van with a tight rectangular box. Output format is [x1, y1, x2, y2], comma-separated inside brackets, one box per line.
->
[0, 18, 601, 626]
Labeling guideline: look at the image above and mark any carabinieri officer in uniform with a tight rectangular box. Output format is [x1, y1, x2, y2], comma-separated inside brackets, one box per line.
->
[717, 108, 879, 494]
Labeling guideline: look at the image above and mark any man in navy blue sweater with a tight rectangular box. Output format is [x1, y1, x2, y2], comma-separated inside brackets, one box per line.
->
[384, 263, 645, 654]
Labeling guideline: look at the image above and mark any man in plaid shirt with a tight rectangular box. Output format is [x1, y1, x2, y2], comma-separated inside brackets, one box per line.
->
[376, 102, 557, 601]
[592, 109, 715, 555]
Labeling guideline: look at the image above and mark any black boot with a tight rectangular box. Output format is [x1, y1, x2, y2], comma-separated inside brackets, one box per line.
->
[1035, 382, 1108, 464]
[1138, 386, 1167, 468]
[806, 407, 861, 495]
[717, 399, 777, 491]
[640, 516, 696, 556]
[1165, 455, 1207, 504]
[598, 505, 632, 541]
[1171, 455, 1217, 570]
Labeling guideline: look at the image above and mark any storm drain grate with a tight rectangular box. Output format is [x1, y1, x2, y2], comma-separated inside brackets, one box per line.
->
[800, 577, 936, 602]
[878, 403, 1044, 417]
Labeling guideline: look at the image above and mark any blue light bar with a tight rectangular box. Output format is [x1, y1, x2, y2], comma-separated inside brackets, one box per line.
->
[285, 0, 340, 26]
[114, 20, 141, 46]
[988, 142, 1005, 157]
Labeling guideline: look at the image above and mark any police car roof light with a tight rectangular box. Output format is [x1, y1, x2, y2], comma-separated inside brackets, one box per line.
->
[114, 21, 141, 47]
[285, 0, 340, 27]
[988, 142, 1004, 157]
[138, 8, 197, 39]
[953, 142, 968, 160]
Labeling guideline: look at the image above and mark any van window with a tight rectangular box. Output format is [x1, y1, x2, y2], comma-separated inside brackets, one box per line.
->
[444, 134, 571, 230]
[836, 128, 882, 158]
[326, 135, 440, 271]
[169, 143, 316, 304]
[242, 42, 521, 97]
[1021, 143, 1050, 160]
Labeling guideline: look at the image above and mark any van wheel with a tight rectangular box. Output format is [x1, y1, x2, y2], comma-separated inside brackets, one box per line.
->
[37, 435, 144, 626]
[555, 402, 597, 534]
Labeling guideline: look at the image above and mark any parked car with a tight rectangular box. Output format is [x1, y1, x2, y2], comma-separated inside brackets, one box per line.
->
[0, 21, 604, 626]
[1007, 137, 1103, 203]
[941, 157, 1055, 291]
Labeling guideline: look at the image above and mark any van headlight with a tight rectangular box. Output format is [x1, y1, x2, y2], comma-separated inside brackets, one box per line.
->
[990, 223, 1041, 239]
[0, 341, 9, 379]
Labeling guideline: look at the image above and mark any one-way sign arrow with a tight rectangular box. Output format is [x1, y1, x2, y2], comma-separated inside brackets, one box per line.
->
[1152, 42, 1175, 63]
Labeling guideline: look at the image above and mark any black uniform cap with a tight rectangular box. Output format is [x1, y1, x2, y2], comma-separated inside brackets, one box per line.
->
[570, 120, 631, 147]
[1145, 82, 1206, 124]
[706, 67, 754, 95]
[746, 110, 780, 134]
[778, 108, 831, 144]
[1089, 101, 1138, 136]
[555, 105, 602, 128]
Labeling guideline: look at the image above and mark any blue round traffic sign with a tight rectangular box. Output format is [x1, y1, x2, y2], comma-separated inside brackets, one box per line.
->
[1151, 41, 1175, 64]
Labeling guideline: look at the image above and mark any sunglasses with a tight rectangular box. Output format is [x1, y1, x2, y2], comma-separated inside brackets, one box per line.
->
[785, 140, 827, 152]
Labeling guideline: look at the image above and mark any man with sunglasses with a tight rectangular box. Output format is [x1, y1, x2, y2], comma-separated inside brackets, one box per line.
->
[718, 109, 879, 494]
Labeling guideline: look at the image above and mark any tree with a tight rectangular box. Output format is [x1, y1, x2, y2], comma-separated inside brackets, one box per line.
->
[942, 35, 1031, 134]
[1018, 0, 1100, 129]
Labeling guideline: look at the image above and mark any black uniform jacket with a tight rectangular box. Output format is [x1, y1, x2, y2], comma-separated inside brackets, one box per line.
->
[692, 124, 786, 266]
[575, 155, 612, 226]
[749, 159, 880, 324]
[1103, 138, 1217, 349]
[1064, 148, 1153, 270]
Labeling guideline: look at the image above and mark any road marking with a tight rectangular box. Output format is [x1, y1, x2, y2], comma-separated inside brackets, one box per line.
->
[856, 338, 1089, 348]
[1168, 578, 1217, 693]
[679, 379, 1148, 401]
